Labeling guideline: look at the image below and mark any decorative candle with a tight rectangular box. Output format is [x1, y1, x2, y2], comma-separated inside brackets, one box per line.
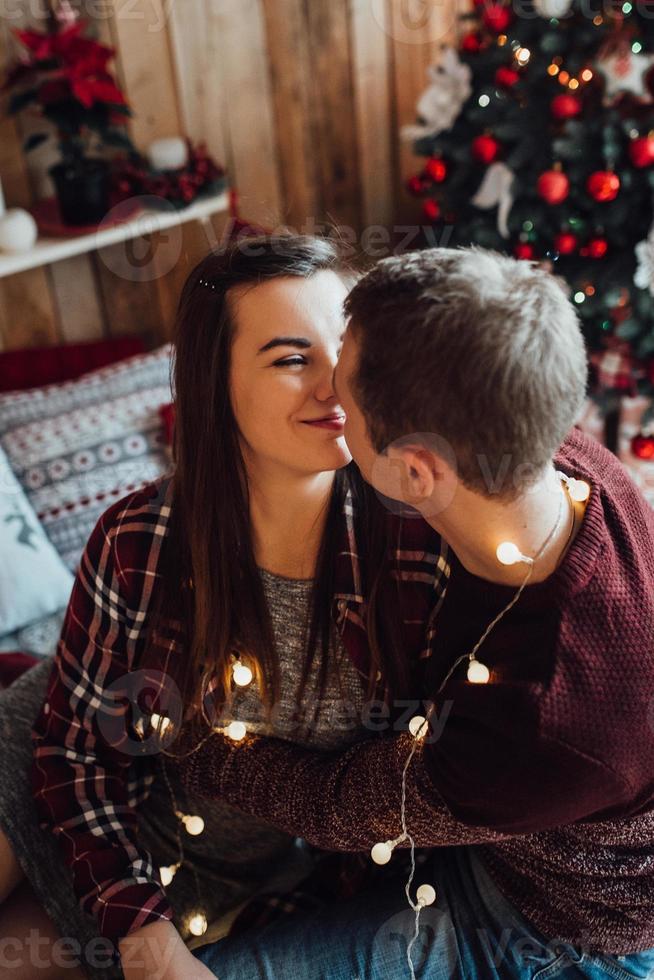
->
[147, 138, 188, 172]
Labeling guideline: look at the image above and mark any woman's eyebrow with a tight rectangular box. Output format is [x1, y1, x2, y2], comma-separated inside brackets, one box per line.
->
[257, 337, 312, 354]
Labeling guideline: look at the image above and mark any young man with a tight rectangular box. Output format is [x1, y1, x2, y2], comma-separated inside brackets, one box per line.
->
[181, 247, 654, 979]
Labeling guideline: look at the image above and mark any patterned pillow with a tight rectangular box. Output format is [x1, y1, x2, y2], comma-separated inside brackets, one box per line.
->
[0, 446, 74, 634]
[0, 344, 174, 572]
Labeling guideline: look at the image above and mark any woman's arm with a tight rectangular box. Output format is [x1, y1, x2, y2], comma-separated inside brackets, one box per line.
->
[30, 494, 176, 952]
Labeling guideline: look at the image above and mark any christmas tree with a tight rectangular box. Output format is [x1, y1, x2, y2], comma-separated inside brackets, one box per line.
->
[406, 0, 654, 455]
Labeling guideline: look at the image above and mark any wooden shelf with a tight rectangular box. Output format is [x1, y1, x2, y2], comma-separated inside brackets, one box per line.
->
[0, 191, 230, 279]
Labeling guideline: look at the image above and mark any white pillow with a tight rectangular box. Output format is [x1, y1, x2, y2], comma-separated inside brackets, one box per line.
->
[0, 445, 74, 635]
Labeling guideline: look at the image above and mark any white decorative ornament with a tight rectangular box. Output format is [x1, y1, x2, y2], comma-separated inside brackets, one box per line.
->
[597, 50, 654, 106]
[188, 912, 208, 937]
[416, 883, 437, 907]
[371, 841, 393, 865]
[471, 162, 516, 239]
[467, 660, 490, 684]
[532, 0, 574, 17]
[147, 137, 189, 171]
[0, 208, 38, 253]
[401, 47, 473, 141]
[634, 223, 654, 296]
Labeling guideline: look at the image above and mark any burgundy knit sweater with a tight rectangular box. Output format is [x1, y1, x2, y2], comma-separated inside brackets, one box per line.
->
[179, 429, 654, 955]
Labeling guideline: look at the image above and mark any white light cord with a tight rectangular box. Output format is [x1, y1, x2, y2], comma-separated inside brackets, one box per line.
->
[394, 473, 578, 980]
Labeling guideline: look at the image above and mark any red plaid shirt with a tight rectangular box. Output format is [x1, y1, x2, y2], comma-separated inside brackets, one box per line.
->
[30, 474, 448, 945]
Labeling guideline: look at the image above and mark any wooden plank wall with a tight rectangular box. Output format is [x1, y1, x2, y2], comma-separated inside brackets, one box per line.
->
[0, 0, 460, 352]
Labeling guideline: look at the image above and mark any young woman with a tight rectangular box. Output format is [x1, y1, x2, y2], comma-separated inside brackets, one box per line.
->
[0, 235, 444, 980]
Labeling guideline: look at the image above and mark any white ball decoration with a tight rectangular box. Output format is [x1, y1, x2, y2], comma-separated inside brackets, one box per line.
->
[467, 660, 490, 685]
[371, 841, 393, 865]
[0, 208, 38, 253]
[416, 884, 437, 907]
[183, 814, 205, 836]
[226, 720, 247, 742]
[232, 662, 253, 687]
[496, 541, 523, 566]
[533, 0, 573, 17]
[188, 912, 208, 937]
[409, 715, 429, 739]
[568, 479, 590, 502]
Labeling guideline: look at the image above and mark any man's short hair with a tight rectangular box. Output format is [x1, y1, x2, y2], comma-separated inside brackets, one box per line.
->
[344, 246, 588, 499]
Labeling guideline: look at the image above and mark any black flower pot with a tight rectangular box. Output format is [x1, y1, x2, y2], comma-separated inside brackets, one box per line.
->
[49, 157, 110, 226]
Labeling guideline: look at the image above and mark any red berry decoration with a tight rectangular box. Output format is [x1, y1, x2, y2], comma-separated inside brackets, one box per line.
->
[483, 3, 513, 32]
[406, 174, 429, 196]
[587, 171, 620, 202]
[461, 32, 482, 53]
[553, 232, 578, 255]
[629, 135, 654, 169]
[587, 236, 609, 259]
[495, 66, 520, 88]
[537, 169, 570, 205]
[472, 134, 500, 164]
[514, 242, 535, 260]
[551, 94, 582, 120]
[424, 157, 448, 182]
[423, 199, 441, 222]
[631, 434, 654, 460]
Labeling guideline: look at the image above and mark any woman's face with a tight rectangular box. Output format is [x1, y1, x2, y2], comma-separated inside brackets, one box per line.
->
[229, 271, 351, 477]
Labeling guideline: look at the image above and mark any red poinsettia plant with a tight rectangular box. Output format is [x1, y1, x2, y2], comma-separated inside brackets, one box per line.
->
[1, 4, 134, 165]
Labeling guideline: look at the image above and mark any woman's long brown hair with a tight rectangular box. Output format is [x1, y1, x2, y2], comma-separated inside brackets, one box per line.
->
[143, 235, 411, 748]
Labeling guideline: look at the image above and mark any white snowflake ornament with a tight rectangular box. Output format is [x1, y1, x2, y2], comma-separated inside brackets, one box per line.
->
[597, 49, 654, 105]
[401, 47, 473, 141]
[634, 225, 654, 296]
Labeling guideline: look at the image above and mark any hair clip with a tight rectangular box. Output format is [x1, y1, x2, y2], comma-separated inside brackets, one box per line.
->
[198, 277, 217, 292]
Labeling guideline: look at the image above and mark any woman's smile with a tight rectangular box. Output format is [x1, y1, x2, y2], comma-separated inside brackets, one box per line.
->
[300, 412, 346, 432]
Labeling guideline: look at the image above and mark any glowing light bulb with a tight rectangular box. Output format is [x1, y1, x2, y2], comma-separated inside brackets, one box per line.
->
[516, 47, 531, 65]
[226, 720, 247, 742]
[581, 68, 593, 82]
[496, 541, 523, 566]
[188, 913, 208, 937]
[467, 660, 490, 684]
[160, 863, 179, 886]
[568, 479, 590, 502]
[183, 814, 205, 836]
[371, 841, 393, 865]
[409, 715, 429, 739]
[574, 291, 586, 304]
[568, 78, 579, 90]
[232, 662, 253, 687]
[547, 64, 559, 76]
[479, 94, 490, 107]
[151, 713, 172, 735]
[416, 884, 437, 907]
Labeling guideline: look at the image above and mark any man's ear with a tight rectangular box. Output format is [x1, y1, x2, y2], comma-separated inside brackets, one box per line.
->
[386, 445, 438, 503]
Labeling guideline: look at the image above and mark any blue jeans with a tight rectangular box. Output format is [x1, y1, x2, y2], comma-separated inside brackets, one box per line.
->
[192, 845, 654, 979]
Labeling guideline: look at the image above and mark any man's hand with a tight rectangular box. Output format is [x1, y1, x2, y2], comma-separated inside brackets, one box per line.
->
[118, 919, 217, 980]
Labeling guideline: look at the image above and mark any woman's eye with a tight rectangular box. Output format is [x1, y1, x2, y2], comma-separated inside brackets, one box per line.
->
[273, 356, 307, 367]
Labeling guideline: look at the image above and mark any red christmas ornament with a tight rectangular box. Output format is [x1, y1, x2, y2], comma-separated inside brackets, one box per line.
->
[424, 157, 448, 182]
[586, 236, 609, 258]
[514, 242, 535, 260]
[629, 135, 654, 168]
[423, 199, 441, 222]
[553, 232, 578, 255]
[551, 93, 582, 120]
[495, 66, 520, 88]
[482, 3, 513, 32]
[461, 32, 482, 53]
[631, 434, 654, 460]
[406, 174, 430, 196]
[587, 171, 620, 202]
[537, 169, 570, 205]
[472, 134, 500, 164]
